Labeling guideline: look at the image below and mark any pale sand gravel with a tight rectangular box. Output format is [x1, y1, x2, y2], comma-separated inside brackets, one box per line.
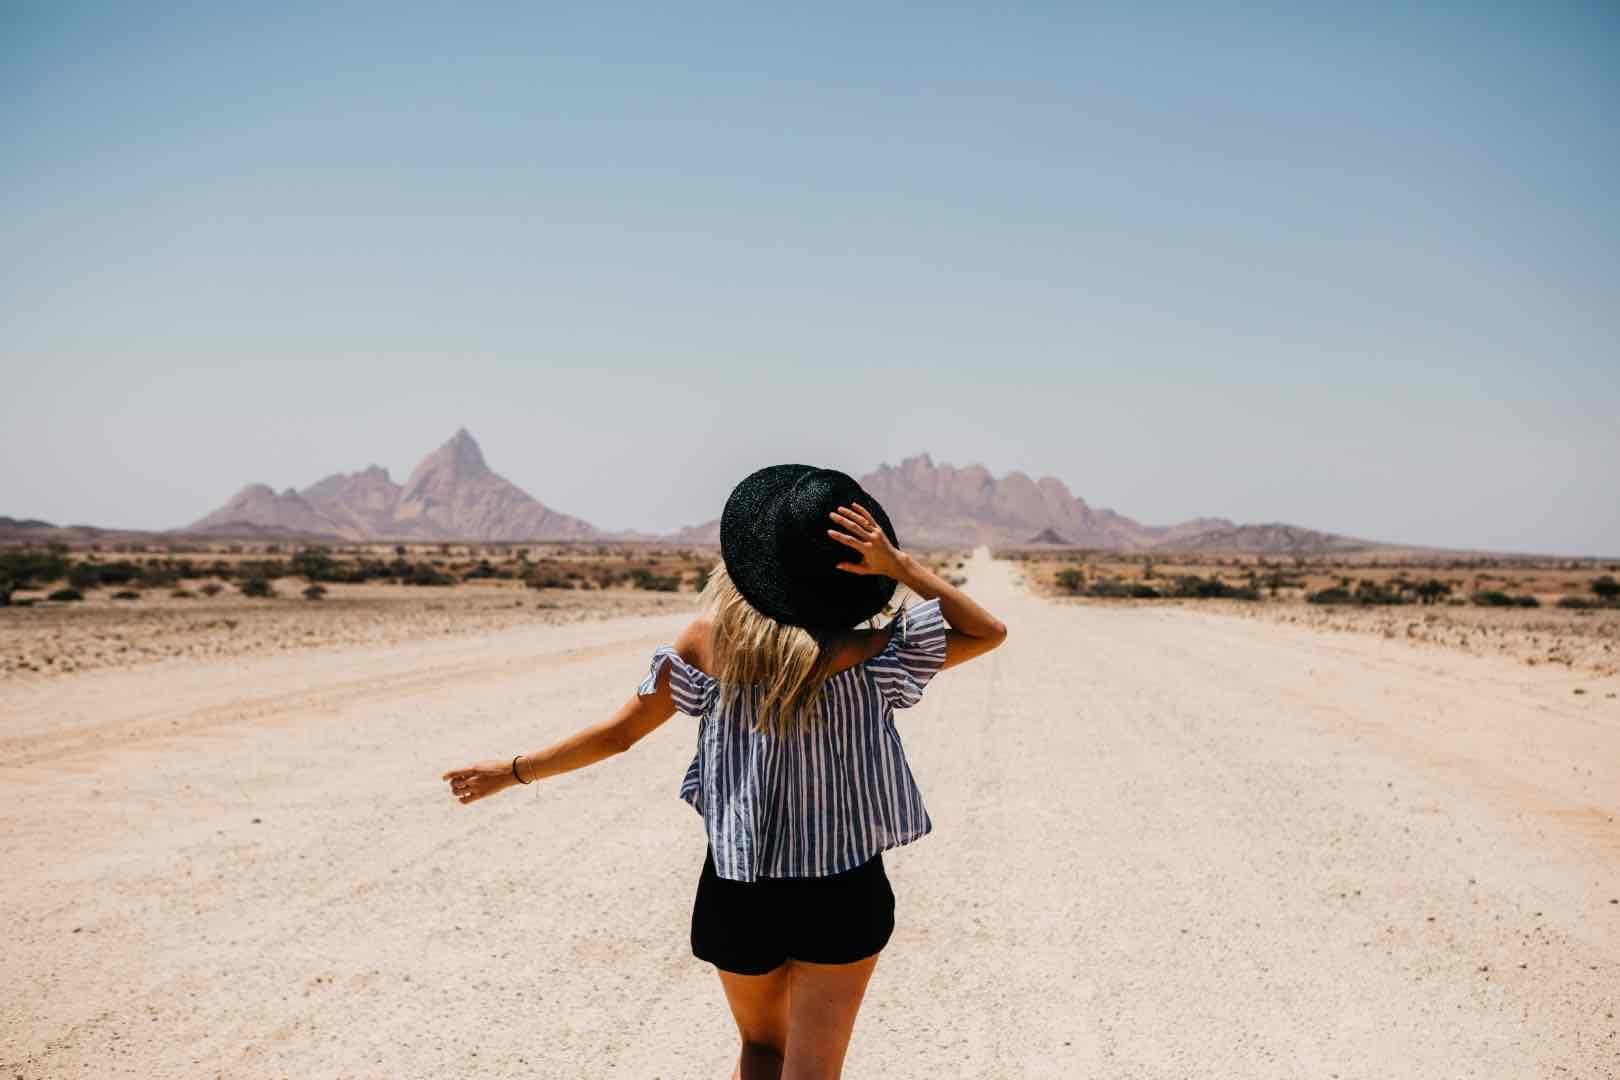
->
[1, 582, 694, 680]
[2, 548, 1617, 1078]
[1198, 597, 1620, 678]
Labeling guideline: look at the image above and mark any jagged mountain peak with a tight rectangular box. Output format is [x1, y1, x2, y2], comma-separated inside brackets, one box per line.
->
[187, 430, 596, 541]
[405, 428, 490, 486]
[447, 427, 486, 467]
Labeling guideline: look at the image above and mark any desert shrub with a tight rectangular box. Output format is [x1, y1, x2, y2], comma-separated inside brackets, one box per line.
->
[110, 589, 141, 600]
[1307, 587, 1352, 605]
[290, 546, 340, 583]
[1085, 580, 1160, 598]
[630, 568, 681, 592]
[170, 588, 195, 599]
[402, 562, 455, 586]
[463, 559, 500, 580]
[138, 564, 180, 588]
[0, 582, 10, 606]
[528, 573, 573, 592]
[588, 566, 628, 589]
[237, 559, 290, 581]
[1593, 576, 1620, 601]
[303, 584, 327, 601]
[1085, 580, 1134, 598]
[1557, 596, 1596, 610]
[1168, 575, 1257, 600]
[239, 576, 274, 598]
[68, 563, 103, 590]
[1054, 568, 1085, 593]
[1260, 572, 1305, 596]
[356, 559, 395, 581]
[48, 588, 84, 602]
[1471, 590, 1538, 608]
[1412, 579, 1452, 605]
[94, 560, 143, 586]
[693, 563, 715, 593]
[199, 582, 224, 597]
[1352, 580, 1409, 606]
[0, 548, 69, 588]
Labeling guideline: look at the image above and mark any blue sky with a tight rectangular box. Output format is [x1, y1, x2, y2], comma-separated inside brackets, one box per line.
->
[3, 3, 1616, 555]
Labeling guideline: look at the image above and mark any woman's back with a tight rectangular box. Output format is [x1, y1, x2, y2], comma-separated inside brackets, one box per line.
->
[638, 595, 950, 882]
[444, 476, 1007, 1078]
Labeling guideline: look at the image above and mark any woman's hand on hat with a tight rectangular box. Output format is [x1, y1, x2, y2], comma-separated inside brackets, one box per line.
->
[827, 502, 905, 580]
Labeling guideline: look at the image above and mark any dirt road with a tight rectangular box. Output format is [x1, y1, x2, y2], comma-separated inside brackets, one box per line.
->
[3, 548, 1616, 1077]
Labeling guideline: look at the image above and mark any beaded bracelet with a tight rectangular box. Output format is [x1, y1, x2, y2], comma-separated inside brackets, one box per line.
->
[512, 754, 532, 784]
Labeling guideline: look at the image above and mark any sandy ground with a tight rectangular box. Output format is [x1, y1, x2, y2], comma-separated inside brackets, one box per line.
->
[1, 582, 694, 679]
[1135, 596, 1620, 679]
[3, 547, 1617, 1078]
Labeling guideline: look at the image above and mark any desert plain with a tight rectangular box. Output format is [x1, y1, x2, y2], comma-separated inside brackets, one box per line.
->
[2, 545, 1617, 1077]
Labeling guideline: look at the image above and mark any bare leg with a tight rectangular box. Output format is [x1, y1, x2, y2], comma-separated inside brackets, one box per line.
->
[781, 953, 880, 1080]
[716, 961, 792, 1080]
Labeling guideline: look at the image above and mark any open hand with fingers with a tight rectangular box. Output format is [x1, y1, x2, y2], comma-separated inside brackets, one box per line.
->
[826, 502, 907, 580]
[441, 759, 518, 805]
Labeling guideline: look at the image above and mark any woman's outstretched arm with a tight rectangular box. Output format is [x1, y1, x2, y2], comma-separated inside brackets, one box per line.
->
[441, 618, 703, 805]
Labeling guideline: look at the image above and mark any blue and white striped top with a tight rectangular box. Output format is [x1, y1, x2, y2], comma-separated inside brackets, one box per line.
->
[636, 596, 951, 882]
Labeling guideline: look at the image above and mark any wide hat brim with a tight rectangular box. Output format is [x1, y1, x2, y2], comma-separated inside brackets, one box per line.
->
[719, 464, 901, 632]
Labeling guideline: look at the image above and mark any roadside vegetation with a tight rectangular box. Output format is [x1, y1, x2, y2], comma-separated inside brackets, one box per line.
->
[0, 542, 728, 603]
[1015, 549, 1620, 612]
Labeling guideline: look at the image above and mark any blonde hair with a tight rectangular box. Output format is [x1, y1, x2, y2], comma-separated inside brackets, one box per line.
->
[699, 561, 897, 737]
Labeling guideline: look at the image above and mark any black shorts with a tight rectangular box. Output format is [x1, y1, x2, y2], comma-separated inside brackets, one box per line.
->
[691, 845, 896, 975]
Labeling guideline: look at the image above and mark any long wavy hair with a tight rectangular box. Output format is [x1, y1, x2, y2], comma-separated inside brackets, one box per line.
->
[698, 561, 899, 737]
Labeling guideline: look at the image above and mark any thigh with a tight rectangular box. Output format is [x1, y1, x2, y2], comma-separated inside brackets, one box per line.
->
[716, 962, 792, 1054]
[782, 954, 880, 1080]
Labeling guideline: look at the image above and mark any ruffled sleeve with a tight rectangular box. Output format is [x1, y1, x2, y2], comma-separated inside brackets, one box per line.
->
[637, 645, 719, 717]
[866, 596, 950, 709]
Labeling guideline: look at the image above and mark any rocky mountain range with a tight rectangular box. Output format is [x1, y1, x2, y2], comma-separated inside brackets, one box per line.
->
[173, 435, 1367, 552]
[667, 453, 1367, 554]
[185, 429, 598, 542]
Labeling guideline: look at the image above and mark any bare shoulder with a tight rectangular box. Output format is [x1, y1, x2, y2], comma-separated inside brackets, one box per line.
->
[673, 615, 715, 676]
[824, 622, 897, 675]
[676, 616, 910, 679]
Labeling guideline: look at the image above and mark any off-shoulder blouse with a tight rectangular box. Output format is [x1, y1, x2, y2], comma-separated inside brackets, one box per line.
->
[636, 596, 950, 882]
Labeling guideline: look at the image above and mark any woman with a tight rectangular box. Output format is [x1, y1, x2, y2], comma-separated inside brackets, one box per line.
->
[441, 464, 1008, 1079]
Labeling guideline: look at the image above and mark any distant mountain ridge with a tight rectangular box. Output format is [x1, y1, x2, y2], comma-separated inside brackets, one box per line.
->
[185, 429, 598, 542]
[27, 438, 1378, 552]
[671, 452, 1370, 554]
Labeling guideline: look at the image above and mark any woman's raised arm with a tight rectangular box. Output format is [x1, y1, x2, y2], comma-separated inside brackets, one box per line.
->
[827, 502, 1008, 672]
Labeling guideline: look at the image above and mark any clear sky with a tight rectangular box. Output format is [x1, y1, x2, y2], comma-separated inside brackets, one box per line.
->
[3, 3, 1616, 555]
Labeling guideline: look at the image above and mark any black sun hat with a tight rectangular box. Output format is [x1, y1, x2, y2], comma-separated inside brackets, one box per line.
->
[719, 464, 901, 632]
